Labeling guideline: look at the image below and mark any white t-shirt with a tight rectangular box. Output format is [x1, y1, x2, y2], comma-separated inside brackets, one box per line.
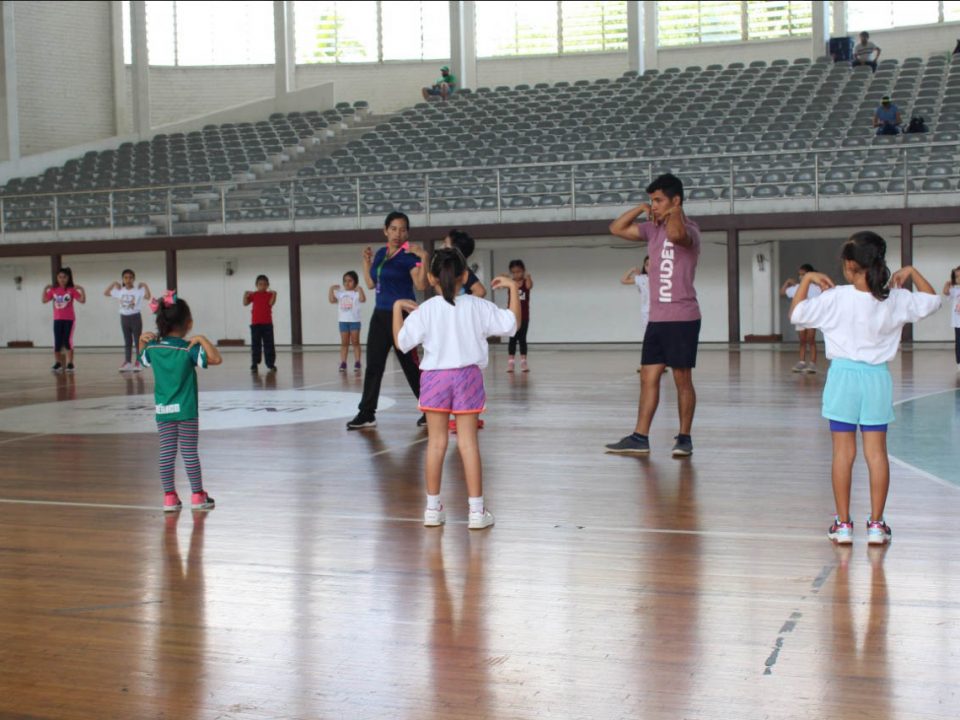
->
[791, 285, 941, 364]
[335, 289, 362, 323]
[785, 283, 822, 329]
[950, 286, 960, 328]
[110, 286, 146, 316]
[397, 294, 517, 371]
[634, 273, 650, 315]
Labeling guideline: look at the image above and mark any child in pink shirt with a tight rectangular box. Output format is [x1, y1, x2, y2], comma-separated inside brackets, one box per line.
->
[42, 267, 86, 373]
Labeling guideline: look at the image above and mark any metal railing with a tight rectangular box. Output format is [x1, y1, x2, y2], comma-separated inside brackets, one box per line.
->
[1, 139, 957, 241]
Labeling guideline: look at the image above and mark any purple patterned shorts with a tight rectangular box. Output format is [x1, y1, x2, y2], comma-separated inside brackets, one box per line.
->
[418, 366, 486, 414]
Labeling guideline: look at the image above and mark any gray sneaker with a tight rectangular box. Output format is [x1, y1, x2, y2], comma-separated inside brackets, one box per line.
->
[791, 361, 807, 373]
[605, 434, 650, 455]
[671, 435, 693, 457]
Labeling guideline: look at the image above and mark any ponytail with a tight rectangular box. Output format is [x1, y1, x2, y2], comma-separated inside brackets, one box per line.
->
[430, 247, 467, 306]
[842, 231, 890, 301]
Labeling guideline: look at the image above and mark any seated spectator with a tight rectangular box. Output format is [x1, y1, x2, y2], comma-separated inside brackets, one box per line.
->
[852, 31, 880, 72]
[422, 65, 457, 102]
[873, 96, 902, 135]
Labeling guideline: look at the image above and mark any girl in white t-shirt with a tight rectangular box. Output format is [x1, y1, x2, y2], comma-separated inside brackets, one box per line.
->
[943, 265, 960, 371]
[104, 269, 151, 372]
[780, 263, 822, 374]
[621, 256, 650, 373]
[329, 271, 366, 373]
[393, 247, 520, 530]
[790, 231, 940, 547]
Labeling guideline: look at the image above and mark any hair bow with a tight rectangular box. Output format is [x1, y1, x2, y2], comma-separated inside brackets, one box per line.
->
[149, 289, 177, 313]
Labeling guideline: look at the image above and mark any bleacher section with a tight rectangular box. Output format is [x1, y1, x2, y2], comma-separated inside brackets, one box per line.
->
[2, 53, 960, 238]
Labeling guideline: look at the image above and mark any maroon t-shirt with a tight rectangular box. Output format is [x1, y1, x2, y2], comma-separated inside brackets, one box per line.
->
[638, 217, 701, 322]
[518, 283, 530, 322]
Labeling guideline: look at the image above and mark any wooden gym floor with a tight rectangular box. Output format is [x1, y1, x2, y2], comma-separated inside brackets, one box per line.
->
[0, 346, 958, 720]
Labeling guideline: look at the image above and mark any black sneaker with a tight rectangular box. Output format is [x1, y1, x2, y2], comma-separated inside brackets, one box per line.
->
[51, 362, 63, 373]
[671, 435, 693, 457]
[605, 434, 650, 455]
[250, 365, 258, 373]
[417, 414, 428, 427]
[65, 363, 75, 373]
[346, 412, 376, 430]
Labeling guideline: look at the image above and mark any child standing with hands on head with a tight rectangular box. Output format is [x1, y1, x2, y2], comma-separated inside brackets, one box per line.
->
[781, 264, 821, 373]
[790, 231, 940, 545]
[243, 275, 277, 374]
[944, 265, 960, 372]
[506, 259, 533, 373]
[42, 267, 86, 373]
[105, 269, 151, 373]
[394, 247, 520, 530]
[329, 271, 366, 373]
[140, 291, 222, 512]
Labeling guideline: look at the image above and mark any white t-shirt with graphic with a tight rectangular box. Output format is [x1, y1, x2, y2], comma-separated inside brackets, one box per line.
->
[110, 286, 146, 316]
[634, 273, 650, 316]
[335, 289, 362, 323]
[950, 286, 960, 328]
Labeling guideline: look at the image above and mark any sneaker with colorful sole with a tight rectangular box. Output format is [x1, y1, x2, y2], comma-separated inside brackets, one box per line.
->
[866, 518, 892, 545]
[828, 516, 854, 544]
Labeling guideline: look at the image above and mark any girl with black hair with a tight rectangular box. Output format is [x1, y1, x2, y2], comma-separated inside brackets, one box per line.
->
[347, 211, 429, 429]
[42, 267, 86, 373]
[506, 259, 533, 373]
[943, 265, 960, 371]
[789, 231, 940, 546]
[139, 291, 222, 512]
[104, 269, 151, 373]
[393, 248, 520, 530]
[329, 270, 367, 373]
[780, 263, 822, 373]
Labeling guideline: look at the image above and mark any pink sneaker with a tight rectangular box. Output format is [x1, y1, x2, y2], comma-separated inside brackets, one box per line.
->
[191, 491, 215, 511]
[507, 358, 515, 373]
[520, 358, 529, 373]
[163, 492, 182, 512]
[133, 362, 142, 373]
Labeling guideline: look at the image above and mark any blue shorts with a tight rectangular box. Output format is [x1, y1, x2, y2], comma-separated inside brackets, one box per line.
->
[822, 358, 895, 427]
[339, 322, 361, 333]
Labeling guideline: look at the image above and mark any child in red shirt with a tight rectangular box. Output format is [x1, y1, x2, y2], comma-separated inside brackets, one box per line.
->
[242, 274, 278, 373]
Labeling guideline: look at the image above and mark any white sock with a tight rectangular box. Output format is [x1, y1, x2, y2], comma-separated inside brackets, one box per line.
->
[468, 496, 484, 515]
[426, 494, 441, 511]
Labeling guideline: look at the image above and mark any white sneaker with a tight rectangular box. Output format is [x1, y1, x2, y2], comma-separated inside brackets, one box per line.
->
[119, 362, 133, 373]
[423, 506, 446, 527]
[133, 362, 142, 373]
[468, 509, 495, 530]
[791, 361, 807, 373]
[803, 362, 818, 374]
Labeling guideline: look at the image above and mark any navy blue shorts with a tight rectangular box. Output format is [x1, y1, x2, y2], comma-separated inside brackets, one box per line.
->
[339, 322, 361, 333]
[640, 320, 701, 369]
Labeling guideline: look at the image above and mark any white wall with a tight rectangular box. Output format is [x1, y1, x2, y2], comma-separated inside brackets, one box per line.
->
[14, 0, 116, 156]
[914, 230, 960, 342]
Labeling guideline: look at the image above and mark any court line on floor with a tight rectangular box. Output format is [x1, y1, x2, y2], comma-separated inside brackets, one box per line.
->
[888, 388, 958, 491]
[0, 432, 49, 446]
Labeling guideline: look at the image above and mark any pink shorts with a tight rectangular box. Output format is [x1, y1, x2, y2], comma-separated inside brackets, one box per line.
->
[418, 366, 486, 414]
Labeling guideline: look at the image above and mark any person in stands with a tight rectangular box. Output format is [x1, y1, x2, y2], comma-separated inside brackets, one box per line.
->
[852, 31, 881, 72]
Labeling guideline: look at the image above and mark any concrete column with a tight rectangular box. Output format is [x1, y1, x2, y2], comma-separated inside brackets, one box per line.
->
[0, 2, 20, 162]
[627, 2, 643, 74]
[130, 0, 151, 136]
[832, 1, 847, 38]
[727, 228, 740, 343]
[288, 242, 302, 346]
[811, 1, 830, 60]
[165, 249, 177, 291]
[274, 0, 295, 96]
[901, 222, 913, 342]
[50, 255, 62, 284]
[109, 1, 131, 135]
[449, 1, 476, 89]
[640, 1, 658, 72]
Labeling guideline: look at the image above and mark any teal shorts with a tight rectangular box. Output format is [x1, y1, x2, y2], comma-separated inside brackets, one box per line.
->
[822, 358, 895, 426]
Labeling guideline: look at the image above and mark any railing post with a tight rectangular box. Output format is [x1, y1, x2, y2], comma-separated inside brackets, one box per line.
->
[355, 176, 362, 228]
[108, 191, 115, 237]
[167, 188, 174, 236]
[495, 168, 502, 223]
[728, 160, 735, 214]
[0, 198, 5, 240]
[903, 147, 909, 208]
[219, 185, 226, 234]
[289, 179, 295, 231]
[570, 165, 576, 220]
[53, 195, 59, 239]
[424, 174, 431, 226]
[814, 153, 820, 212]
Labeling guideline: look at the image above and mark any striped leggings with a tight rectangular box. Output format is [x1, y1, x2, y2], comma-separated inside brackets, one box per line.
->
[157, 419, 202, 494]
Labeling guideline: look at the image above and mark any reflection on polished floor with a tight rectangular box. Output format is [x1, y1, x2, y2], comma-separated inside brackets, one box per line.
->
[0, 347, 958, 719]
